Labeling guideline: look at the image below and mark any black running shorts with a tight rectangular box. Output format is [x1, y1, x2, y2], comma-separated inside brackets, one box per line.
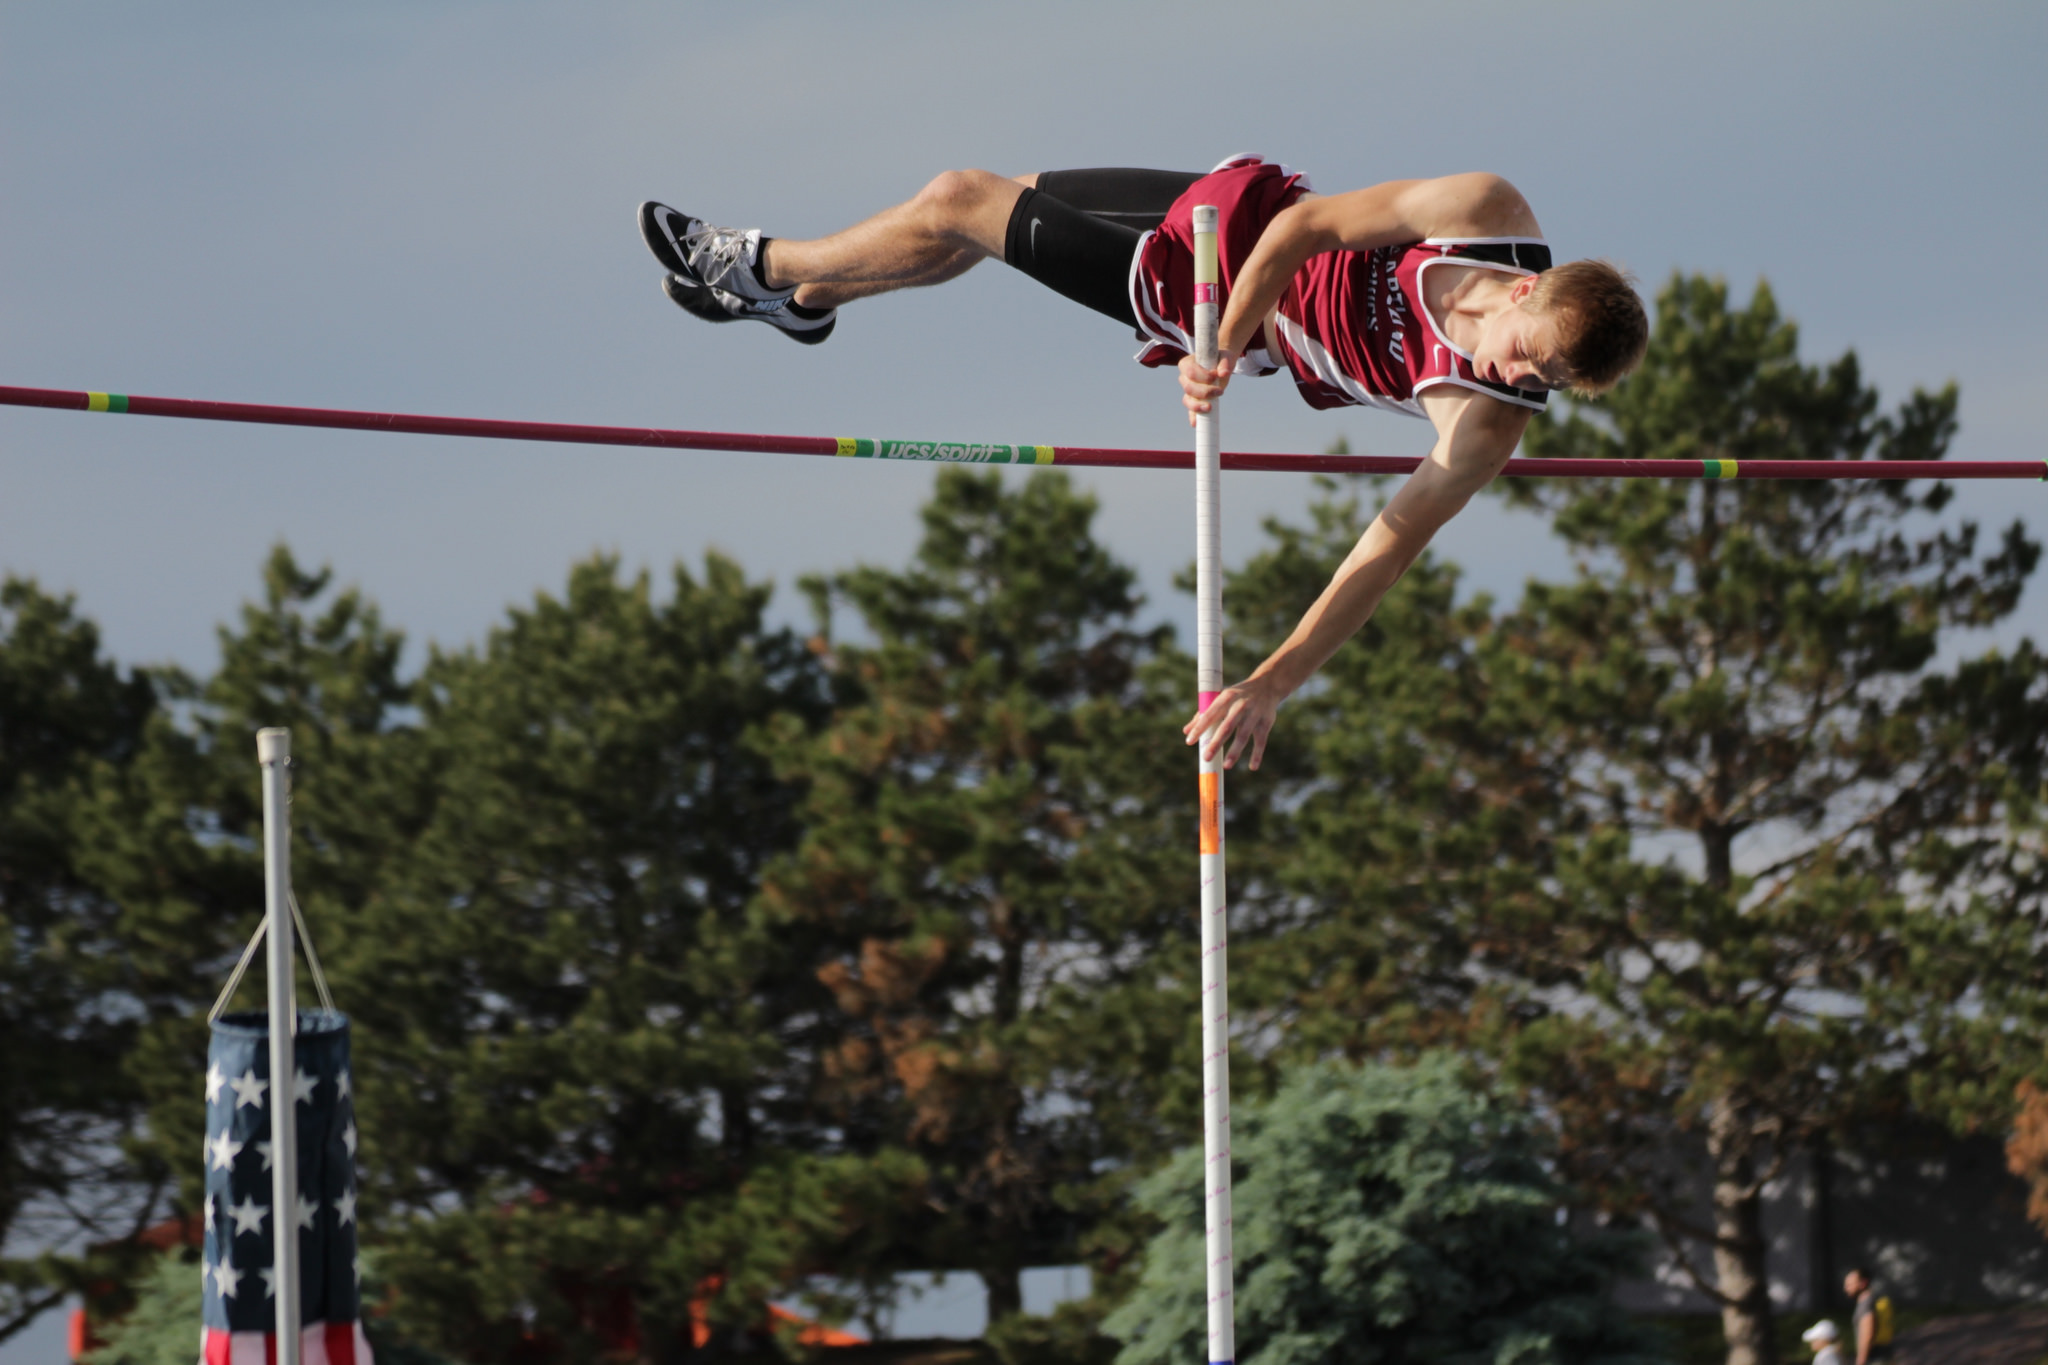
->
[1003, 168, 1202, 328]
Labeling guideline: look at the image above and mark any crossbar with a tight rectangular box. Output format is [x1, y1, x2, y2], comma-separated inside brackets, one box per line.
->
[2, 385, 2039, 481]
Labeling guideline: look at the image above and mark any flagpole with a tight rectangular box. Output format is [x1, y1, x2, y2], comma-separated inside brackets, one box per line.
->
[1190, 204, 1236, 1365]
[258, 728, 302, 1365]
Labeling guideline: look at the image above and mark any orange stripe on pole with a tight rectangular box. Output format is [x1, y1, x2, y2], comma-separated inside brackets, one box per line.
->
[1199, 772, 1221, 854]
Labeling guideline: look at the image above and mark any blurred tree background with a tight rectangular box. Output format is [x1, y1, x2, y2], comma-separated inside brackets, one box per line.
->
[1, 276, 2044, 1365]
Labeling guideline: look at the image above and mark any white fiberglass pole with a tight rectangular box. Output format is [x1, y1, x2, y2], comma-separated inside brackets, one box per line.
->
[257, 728, 302, 1365]
[1190, 204, 1235, 1365]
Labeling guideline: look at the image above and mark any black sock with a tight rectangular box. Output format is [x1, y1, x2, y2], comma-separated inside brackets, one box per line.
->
[753, 237, 784, 294]
[758, 235, 829, 315]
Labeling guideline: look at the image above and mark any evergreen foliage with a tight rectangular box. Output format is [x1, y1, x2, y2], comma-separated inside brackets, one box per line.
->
[0, 579, 161, 1341]
[80, 1253, 202, 1365]
[1486, 276, 2047, 1365]
[82, 1251, 457, 1365]
[1104, 1056, 1665, 1365]
[759, 468, 1192, 1324]
[339, 552, 907, 1360]
[1214, 276, 2048, 1365]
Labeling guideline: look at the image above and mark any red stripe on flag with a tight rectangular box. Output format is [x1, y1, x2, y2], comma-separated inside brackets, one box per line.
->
[203, 1322, 370, 1365]
[319, 1318, 366, 1365]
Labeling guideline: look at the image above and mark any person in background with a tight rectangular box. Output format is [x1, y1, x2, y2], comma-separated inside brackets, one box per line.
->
[1803, 1319, 1845, 1365]
[1844, 1268, 1896, 1364]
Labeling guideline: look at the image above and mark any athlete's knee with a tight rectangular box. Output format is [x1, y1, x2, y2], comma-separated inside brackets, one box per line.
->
[916, 169, 1008, 224]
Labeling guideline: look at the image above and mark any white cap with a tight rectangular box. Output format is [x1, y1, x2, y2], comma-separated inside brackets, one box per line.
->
[1802, 1320, 1840, 1343]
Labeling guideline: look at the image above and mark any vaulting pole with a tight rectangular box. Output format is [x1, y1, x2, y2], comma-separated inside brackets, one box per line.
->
[1190, 204, 1236, 1365]
[257, 728, 302, 1365]
[2, 385, 2038, 481]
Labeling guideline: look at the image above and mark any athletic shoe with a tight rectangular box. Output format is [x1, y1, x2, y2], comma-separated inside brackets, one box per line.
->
[639, 201, 791, 303]
[661, 275, 836, 346]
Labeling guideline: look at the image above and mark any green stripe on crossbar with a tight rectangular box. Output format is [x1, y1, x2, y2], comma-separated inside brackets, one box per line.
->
[834, 438, 1054, 465]
[1701, 459, 1738, 479]
[86, 392, 129, 414]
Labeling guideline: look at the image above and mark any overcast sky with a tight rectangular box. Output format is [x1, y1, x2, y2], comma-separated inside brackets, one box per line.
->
[5, 1, 2043, 683]
[4, 4, 2045, 1354]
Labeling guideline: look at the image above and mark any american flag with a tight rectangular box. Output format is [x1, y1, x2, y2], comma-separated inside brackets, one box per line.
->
[202, 1010, 372, 1365]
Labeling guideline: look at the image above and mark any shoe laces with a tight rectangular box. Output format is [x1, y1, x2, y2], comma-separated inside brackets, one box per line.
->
[683, 224, 757, 287]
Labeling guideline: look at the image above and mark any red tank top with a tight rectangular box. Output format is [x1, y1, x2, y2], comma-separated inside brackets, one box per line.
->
[1131, 157, 1552, 418]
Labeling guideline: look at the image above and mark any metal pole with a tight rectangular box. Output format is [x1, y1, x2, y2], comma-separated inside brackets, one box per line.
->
[257, 728, 302, 1365]
[1190, 204, 1235, 1365]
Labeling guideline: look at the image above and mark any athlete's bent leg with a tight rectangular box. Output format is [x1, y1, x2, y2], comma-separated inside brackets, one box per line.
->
[791, 246, 980, 310]
[760, 169, 1027, 298]
[766, 168, 1186, 326]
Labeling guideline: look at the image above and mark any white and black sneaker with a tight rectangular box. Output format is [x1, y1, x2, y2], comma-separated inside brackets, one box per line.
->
[639, 201, 794, 303]
[660, 275, 836, 345]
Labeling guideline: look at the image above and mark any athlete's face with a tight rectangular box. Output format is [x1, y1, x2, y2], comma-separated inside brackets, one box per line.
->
[1472, 277, 1571, 393]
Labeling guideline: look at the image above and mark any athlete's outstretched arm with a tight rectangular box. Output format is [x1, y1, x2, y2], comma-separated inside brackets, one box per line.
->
[1183, 389, 1531, 769]
[1177, 173, 1539, 418]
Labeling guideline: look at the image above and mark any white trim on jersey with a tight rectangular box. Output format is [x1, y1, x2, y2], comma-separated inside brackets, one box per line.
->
[1413, 255, 1535, 362]
[1207, 153, 1313, 191]
[1129, 229, 1193, 361]
[1273, 313, 1426, 420]
[1413, 373, 1550, 411]
[1412, 253, 1550, 409]
[1419, 235, 1548, 246]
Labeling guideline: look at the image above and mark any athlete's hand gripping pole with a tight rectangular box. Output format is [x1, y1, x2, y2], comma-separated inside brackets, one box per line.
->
[1191, 203, 1237, 1365]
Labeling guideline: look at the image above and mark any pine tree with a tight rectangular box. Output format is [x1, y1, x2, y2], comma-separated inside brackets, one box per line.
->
[348, 552, 918, 1362]
[0, 579, 159, 1340]
[83, 545, 423, 1218]
[758, 468, 1191, 1327]
[1225, 278, 2047, 1365]
[1205, 486, 1530, 1067]
[1480, 276, 2048, 1365]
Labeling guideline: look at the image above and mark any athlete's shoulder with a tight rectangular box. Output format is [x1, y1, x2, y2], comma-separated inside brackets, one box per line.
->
[1400, 172, 1542, 240]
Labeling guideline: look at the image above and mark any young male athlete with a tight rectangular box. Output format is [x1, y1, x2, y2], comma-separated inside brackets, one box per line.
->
[637, 157, 1648, 771]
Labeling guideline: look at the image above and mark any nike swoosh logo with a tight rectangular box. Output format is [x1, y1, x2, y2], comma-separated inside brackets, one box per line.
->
[1030, 218, 1042, 255]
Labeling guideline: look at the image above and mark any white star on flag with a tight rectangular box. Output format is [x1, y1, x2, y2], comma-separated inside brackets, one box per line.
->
[336, 1068, 352, 1100]
[227, 1195, 268, 1237]
[228, 1069, 269, 1110]
[352, 1253, 363, 1287]
[214, 1257, 243, 1300]
[204, 1197, 216, 1232]
[295, 1192, 320, 1231]
[333, 1188, 357, 1226]
[255, 1140, 273, 1171]
[292, 1066, 319, 1105]
[200, 1260, 215, 1293]
[259, 1266, 276, 1300]
[205, 1062, 226, 1104]
[206, 1130, 244, 1172]
[342, 1120, 358, 1157]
